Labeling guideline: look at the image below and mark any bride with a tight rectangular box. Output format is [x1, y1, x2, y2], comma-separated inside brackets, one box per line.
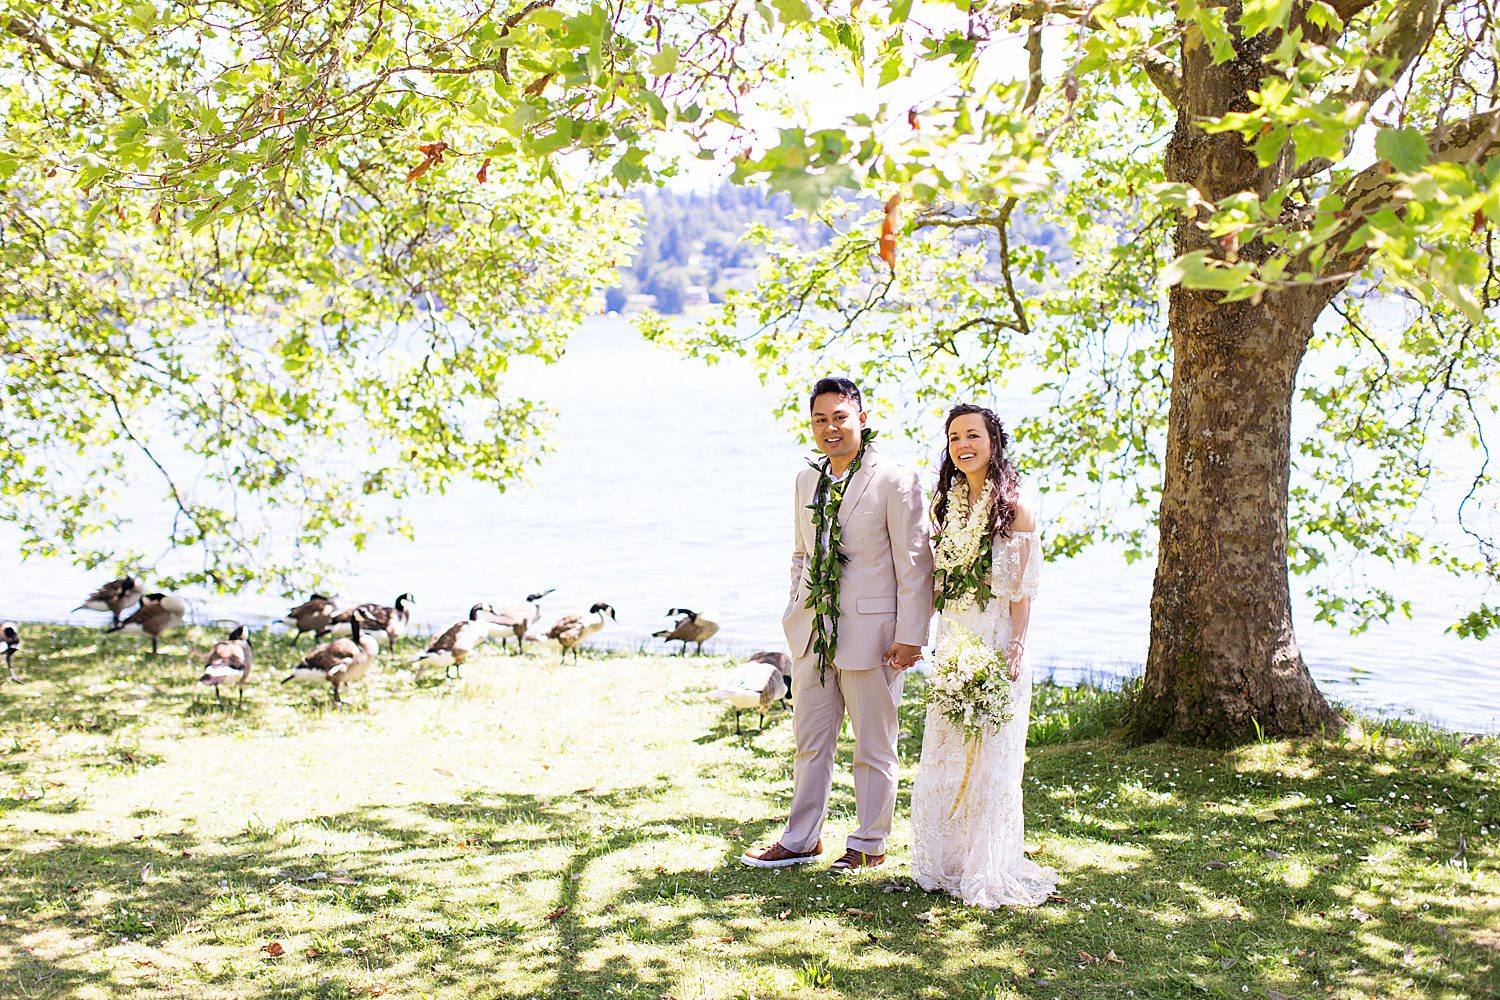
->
[910, 403, 1057, 908]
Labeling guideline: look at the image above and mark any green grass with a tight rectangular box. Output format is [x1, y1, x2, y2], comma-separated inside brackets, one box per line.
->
[0, 623, 1496, 999]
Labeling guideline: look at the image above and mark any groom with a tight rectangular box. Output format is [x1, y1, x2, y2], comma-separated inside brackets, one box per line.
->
[742, 377, 933, 871]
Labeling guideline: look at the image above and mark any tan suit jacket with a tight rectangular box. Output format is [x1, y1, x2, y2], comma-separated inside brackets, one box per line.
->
[781, 447, 934, 668]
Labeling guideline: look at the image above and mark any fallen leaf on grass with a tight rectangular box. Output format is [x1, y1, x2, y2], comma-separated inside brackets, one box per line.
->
[1349, 906, 1372, 923]
[875, 880, 911, 893]
[544, 907, 568, 921]
[726, 828, 742, 838]
[433, 767, 454, 777]
[1078, 949, 1099, 964]
[777, 909, 791, 920]
[261, 941, 285, 958]
[844, 908, 875, 918]
[913, 909, 940, 924]
[305, 947, 322, 958]
[1104, 949, 1123, 964]
[1205, 861, 1231, 870]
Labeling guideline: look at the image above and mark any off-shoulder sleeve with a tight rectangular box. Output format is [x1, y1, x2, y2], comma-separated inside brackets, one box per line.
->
[994, 530, 1041, 602]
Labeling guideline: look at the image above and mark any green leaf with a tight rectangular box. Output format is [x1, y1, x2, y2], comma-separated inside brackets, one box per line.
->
[650, 46, 680, 76]
[1239, 0, 1292, 37]
[772, 0, 812, 24]
[1161, 250, 1258, 291]
[129, 2, 159, 31]
[1375, 126, 1432, 174]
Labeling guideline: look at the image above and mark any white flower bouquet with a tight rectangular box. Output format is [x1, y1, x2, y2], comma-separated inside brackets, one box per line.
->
[927, 619, 1014, 742]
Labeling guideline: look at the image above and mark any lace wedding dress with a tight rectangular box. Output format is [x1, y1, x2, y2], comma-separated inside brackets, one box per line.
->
[910, 528, 1058, 908]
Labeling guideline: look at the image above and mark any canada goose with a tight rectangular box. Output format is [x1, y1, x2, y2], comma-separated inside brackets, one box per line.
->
[282, 617, 379, 707]
[199, 625, 253, 706]
[653, 608, 721, 655]
[412, 603, 497, 680]
[75, 575, 146, 626]
[546, 602, 616, 663]
[1, 623, 20, 682]
[484, 589, 555, 654]
[329, 592, 414, 646]
[711, 651, 793, 734]
[281, 594, 337, 646]
[107, 593, 187, 655]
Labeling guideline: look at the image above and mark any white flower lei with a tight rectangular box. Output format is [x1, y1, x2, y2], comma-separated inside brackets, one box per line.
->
[933, 478, 995, 615]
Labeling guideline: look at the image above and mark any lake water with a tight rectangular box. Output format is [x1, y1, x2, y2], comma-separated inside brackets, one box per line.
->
[1, 317, 1495, 731]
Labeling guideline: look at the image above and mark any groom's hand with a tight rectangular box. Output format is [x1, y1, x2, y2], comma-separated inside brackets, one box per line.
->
[885, 642, 922, 671]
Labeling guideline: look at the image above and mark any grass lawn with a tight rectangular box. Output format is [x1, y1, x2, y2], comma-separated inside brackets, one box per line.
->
[0, 623, 1496, 999]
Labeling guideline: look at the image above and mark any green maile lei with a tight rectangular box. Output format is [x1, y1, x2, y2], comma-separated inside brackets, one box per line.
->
[805, 427, 876, 685]
[932, 477, 997, 615]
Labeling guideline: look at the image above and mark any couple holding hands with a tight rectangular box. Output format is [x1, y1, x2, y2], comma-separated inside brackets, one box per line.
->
[741, 377, 1056, 910]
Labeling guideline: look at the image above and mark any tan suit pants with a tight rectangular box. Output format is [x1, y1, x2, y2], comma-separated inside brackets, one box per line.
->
[780, 651, 905, 855]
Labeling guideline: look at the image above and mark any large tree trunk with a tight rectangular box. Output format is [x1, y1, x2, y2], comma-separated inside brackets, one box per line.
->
[1131, 15, 1341, 744]
[1133, 290, 1341, 744]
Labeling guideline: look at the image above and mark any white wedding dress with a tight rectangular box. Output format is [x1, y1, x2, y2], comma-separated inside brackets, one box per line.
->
[911, 528, 1058, 908]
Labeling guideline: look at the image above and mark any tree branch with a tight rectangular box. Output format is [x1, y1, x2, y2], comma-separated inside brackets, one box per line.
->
[1315, 106, 1500, 303]
[1292, 0, 1444, 179]
[1328, 0, 1442, 106]
[3, 16, 123, 99]
[1141, 53, 1182, 106]
[1009, 1, 1181, 104]
[1327, 0, 1388, 20]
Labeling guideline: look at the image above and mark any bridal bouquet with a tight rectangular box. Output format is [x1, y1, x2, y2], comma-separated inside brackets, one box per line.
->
[927, 619, 1014, 743]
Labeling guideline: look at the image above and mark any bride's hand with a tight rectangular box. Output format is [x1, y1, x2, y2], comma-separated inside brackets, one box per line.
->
[1005, 639, 1024, 681]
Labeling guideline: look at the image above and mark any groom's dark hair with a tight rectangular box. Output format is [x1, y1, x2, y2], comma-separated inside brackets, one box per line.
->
[808, 377, 862, 413]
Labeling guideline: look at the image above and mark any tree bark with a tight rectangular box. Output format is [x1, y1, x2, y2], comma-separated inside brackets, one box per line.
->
[1132, 13, 1342, 744]
[1133, 288, 1342, 744]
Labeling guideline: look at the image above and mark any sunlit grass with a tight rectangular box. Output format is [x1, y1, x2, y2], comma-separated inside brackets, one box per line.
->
[0, 624, 1495, 999]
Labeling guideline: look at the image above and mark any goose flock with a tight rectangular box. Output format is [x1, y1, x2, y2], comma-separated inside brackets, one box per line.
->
[1, 577, 792, 730]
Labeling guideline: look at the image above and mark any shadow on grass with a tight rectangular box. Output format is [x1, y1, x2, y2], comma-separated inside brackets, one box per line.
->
[1, 631, 1496, 999]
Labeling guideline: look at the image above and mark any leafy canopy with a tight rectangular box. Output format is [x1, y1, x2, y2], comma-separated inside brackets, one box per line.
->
[643, 0, 1499, 637]
[1, 0, 759, 590]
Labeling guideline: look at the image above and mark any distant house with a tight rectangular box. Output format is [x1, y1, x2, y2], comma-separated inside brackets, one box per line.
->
[718, 266, 759, 291]
[683, 285, 710, 307]
[623, 293, 659, 314]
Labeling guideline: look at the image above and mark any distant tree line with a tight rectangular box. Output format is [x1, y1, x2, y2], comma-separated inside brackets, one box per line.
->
[606, 186, 1068, 315]
[604, 186, 825, 314]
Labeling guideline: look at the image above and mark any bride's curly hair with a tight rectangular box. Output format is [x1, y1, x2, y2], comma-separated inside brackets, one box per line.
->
[933, 404, 1022, 536]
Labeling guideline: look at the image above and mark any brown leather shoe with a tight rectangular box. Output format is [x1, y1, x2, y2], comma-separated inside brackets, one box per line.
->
[828, 848, 886, 871]
[740, 840, 824, 868]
